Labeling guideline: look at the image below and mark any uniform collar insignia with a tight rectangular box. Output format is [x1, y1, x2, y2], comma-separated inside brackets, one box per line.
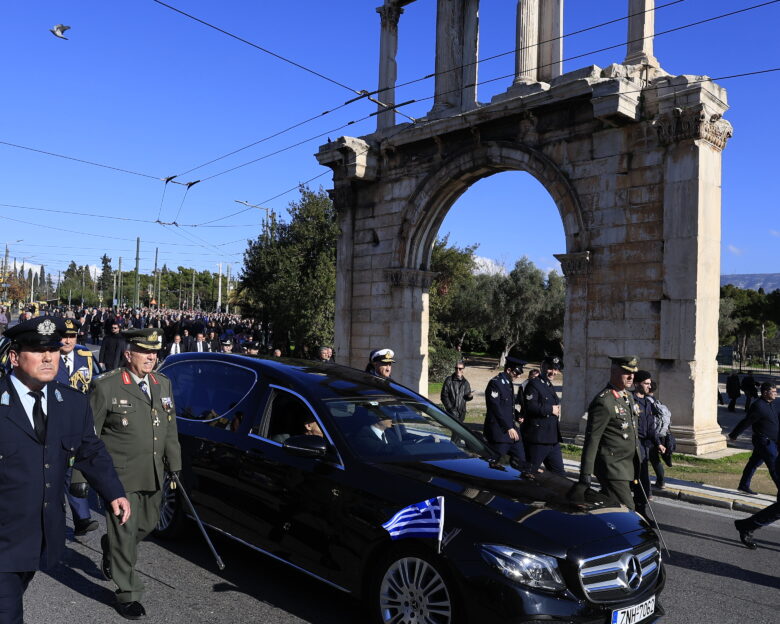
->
[121, 370, 132, 385]
[55, 389, 63, 403]
[0, 391, 9, 406]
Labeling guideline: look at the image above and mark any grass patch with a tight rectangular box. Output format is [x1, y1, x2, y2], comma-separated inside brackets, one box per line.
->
[428, 382, 443, 397]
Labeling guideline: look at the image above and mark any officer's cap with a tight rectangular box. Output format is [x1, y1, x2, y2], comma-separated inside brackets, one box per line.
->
[122, 328, 162, 351]
[610, 355, 639, 373]
[541, 356, 563, 371]
[220, 338, 233, 346]
[62, 318, 81, 336]
[505, 356, 527, 374]
[371, 348, 395, 364]
[5, 316, 64, 349]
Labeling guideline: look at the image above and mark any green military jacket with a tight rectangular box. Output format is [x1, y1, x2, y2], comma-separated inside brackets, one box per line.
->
[580, 384, 640, 482]
[83, 366, 182, 493]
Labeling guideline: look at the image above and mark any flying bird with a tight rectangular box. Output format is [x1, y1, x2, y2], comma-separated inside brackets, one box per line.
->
[50, 24, 71, 40]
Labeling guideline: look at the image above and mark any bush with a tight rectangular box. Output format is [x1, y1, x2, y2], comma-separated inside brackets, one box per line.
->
[428, 343, 461, 382]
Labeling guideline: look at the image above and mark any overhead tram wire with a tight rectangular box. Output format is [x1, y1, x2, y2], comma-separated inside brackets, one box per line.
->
[170, 0, 686, 179]
[174, 0, 777, 193]
[187, 64, 779, 229]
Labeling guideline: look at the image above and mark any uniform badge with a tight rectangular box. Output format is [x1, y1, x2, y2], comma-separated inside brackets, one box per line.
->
[55, 389, 63, 403]
[112, 398, 118, 405]
[38, 319, 56, 336]
[491, 391, 499, 398]
[161, 397, 172, 409]
[168, 414, 172, 422]
[119, 399, 129, 405]
[121, 417, 129, 427]
[68, 456, 75, 467]
[620, 422, 629, 430]
[153, 415, 161, 427]
[1, 391, 9, 406]
[614, 406, 620, 414]
[622, 433, 629, 439]
[525, 393, 533, 401]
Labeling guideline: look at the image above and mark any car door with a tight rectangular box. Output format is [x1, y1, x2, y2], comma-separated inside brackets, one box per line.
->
[237, 385, 350, 583]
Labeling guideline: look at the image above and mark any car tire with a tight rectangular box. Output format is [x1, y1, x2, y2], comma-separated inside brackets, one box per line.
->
[369, 545, 462, 624]
[154, 472, 186, 539]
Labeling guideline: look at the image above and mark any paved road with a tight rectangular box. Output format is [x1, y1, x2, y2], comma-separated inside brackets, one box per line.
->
[23, 496, 779, 623]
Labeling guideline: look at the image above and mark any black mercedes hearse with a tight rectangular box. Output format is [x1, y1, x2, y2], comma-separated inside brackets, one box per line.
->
[156, 353, 664, 624]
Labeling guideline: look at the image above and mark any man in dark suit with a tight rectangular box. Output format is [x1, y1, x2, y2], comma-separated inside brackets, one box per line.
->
[0, 317, 130, 623]
[99, 321, 126, 371]
[351, 412, 405, 456]
[730, 382, 779, 495]
[483, 357, 526, 464]
[522, 356, 565, 476]
[188, 331, 211, 353]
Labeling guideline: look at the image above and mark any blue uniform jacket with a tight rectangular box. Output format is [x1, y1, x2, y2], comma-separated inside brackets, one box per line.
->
[730, 398, 779, 442]
[521, 376, 561, 444]
[483, 372, 517, 443]
[0, 376, 125, 573]
[55, 345, 99, 393]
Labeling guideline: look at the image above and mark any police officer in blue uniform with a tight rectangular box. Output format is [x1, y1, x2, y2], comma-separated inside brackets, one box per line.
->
[57, 319, 103, 536]
[0, 317, 130, 624]
[483, 357, 527, 464]
[522, 356, 565, 476]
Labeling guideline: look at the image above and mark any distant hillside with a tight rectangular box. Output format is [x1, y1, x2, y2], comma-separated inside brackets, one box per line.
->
[721, 274, 780, 291]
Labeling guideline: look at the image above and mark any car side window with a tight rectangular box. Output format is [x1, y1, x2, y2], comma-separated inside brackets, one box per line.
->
[162, 360, 257, 431]
[251, 388, 321, 443]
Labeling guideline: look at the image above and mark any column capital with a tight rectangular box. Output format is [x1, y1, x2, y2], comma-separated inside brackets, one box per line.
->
[553, 251, 591, 277]
[377, 2, 404, 28]
[653, 105, 733, 151]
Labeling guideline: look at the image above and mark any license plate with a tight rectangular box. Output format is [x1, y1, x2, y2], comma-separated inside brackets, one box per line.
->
[611, 595, 655, 624]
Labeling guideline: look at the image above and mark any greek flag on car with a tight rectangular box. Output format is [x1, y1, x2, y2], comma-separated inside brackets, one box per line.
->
[382, 496, 445, 552]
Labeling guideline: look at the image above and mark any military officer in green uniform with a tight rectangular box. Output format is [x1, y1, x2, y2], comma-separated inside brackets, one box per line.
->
[79, 328, 181, 620]
[576, 355, 642, 511]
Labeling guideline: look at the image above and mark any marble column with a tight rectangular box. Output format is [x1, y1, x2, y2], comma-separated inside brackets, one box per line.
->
[625, 0, 659, 67]
[376, 2, 404, 130]
[514, 0, 539, 84]
[431, 0, 479, 116]
[537, 0, 563, 82]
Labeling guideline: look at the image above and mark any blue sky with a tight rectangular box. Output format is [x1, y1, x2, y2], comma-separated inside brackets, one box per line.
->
[1, 0, 778, 280]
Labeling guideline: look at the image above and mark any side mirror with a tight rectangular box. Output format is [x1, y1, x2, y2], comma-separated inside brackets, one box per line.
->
[283, 434, 330, 458]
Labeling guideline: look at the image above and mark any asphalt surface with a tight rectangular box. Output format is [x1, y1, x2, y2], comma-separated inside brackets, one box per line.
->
[23, 496, 779, 624]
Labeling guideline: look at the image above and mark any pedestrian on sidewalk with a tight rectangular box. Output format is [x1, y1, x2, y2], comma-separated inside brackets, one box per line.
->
[521, 357, 565, 477]
[741, 372, 758, 413]
[726, 371, 741, 413]
[734, 452, 780, 550]
[729, 382, 780, 495]
[647, 381, 672, 489]
[632, 371, 666, 509]
[440, 360, 473, 422]
[483, 357, 526, 465]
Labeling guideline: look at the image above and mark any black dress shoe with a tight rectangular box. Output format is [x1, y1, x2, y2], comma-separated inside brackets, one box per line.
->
[737, 485, 758, 495]
[734, 520, 757, 550]
[116, 601, 146, 620]
[74, 518, 98, 536]
[100, 534, 112, 580]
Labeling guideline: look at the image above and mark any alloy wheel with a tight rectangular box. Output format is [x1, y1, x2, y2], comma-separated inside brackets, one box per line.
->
[379, 555, 452, 624]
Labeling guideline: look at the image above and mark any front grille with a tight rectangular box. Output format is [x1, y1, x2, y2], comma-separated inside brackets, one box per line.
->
[578, 541, 660, 603]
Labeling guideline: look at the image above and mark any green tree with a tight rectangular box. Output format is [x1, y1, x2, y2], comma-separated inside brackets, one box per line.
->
[99, 254, 113, 294]
[239, 187, 338, 349]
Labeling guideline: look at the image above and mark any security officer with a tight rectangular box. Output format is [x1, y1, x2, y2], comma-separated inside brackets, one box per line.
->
[576, 355, 643, 512]
[57, 319, 102, 536]
[0, 317, 129, 624]
[483, 356, 527, 464]
[367, 348, 394, 379]
[522, 356, 565, 476]
[78, 327, 181, 620]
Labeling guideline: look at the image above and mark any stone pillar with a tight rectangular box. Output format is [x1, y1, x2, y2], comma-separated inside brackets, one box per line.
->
[554, 251, 591, 440]
[653, 89, 733, 454]
[537, 0, 563, 82]
[431, 0, 479, 116]
[514, 0, 539, 84]
[625, 0, 659, 67]
[376, 2, 404, 131]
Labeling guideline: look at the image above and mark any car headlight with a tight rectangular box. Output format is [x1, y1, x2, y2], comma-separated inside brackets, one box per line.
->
[480, 544, 565, 591]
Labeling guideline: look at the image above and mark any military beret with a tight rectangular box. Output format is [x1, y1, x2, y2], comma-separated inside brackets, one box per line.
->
[370, 348, 395, 364]
[541, 356, 563, 371]
[609, 355, 639, 373]
[122, 328, 163, 351]
[634, 370, 652, 384]
[62, 318, 81, 336]
[5, 316, 64, 349]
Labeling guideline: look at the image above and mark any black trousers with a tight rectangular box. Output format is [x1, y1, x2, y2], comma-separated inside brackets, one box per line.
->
[525, 442, 566, 476]
[490, 440, 526, 464]
[0, 572, 35, 624]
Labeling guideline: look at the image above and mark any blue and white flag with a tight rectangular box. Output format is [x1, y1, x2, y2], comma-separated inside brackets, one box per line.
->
[382, 496, 445, 552]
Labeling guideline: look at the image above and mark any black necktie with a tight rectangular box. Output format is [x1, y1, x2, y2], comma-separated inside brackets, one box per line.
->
[28, 390, 47, 443]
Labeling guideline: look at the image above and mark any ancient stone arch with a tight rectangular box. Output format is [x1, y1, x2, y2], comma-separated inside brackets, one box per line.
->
[316, 1, 732, 454]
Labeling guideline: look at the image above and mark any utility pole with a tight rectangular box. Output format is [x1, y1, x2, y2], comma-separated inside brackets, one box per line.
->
[112, 270, 117, 306]
[225, 264, 231, 314]
[118, 257, 123, 308]
[133, 237, 140, 308]
[178, 273, 183, 309]
[216, 263, 222, 312]
[152, 247, 159, 309]
[191, 271, 195, 311]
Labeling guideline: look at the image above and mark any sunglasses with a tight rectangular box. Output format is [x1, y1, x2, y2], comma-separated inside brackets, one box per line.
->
[456, 367, 464, 371]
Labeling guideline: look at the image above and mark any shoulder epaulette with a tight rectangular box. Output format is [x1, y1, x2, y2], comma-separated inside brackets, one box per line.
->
[54, 381, 83, 396]
[94, 368, 121, 382]
[76, 349, 93, 357]
[598, 390, 608, 398]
